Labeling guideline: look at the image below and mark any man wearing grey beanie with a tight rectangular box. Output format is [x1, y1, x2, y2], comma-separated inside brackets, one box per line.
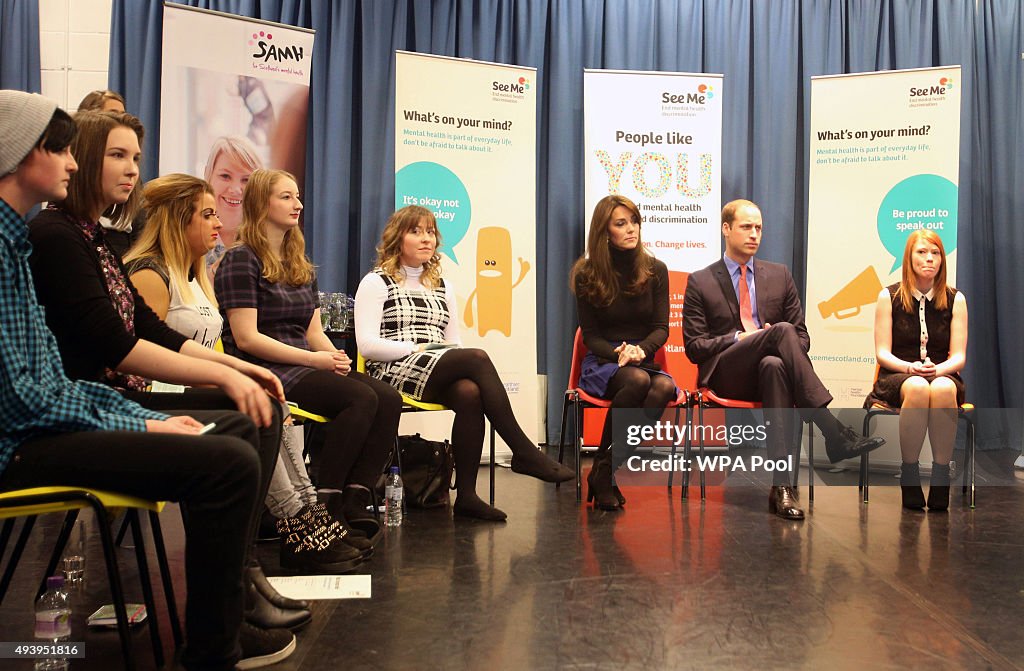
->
[0, 90, 286, 671]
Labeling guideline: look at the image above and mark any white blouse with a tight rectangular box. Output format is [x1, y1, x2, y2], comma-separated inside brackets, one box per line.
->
[354, 265, 461, 362]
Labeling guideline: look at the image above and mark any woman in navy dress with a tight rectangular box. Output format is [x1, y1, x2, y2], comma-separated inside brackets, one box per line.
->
[570, 195, 677, 511]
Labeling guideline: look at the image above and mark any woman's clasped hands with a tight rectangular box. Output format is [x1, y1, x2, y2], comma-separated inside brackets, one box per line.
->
[309, 350, 352, 375]
[614, 341, 645, 367]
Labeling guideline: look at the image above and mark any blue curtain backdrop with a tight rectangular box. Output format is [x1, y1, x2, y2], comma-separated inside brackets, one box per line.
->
[97, 0, 1024, 442]
[0, 0, 40, 91]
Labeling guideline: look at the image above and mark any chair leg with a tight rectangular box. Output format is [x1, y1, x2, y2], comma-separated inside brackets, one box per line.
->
[149, 511, 183, 647]
[698, 401, 706, 500]
[967, 417, 976, 508]
[115, 511, 131, 547]
[128, 511, 164, 667]
[556, 393, 570, 468]
[37, 509, 80, 600]
[90, 498, 136, 671]
[573, 396, 583, 502]
[681, 402, 691, 499]
[807, 421, 814, 503]
[0, 516, 36, 605]
[667, 405, 681, 491]
[860, 413, 873, 504]
[489, 425, 496, 507]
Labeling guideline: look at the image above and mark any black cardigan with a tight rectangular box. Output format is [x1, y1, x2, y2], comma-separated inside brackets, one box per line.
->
[27, 209, 188, 384]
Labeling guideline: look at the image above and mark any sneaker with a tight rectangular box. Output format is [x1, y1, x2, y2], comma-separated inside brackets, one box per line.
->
[237, 621, 296, 669]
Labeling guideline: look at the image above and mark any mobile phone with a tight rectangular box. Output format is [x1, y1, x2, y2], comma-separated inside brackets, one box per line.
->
[199, 422, 217, 435]
[423, 343, 453, 351]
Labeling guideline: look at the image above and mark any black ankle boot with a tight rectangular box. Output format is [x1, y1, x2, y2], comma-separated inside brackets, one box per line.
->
[586, 457, 620, 511]
[245, 579, 311, 631]
[927, 463, 951, 511]
[341, 487, 383, 545]
[320, 494, 374, 555]
[247, 562, 309, 611]
[900, 462, 926, 510]
[277, 506, 365, 574]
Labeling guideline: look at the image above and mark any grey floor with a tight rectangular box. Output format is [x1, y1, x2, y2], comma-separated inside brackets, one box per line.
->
[2, 452, 1023, 671]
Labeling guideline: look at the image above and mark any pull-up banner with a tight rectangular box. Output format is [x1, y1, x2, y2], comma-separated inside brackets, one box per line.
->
[395, 51, 539, 456]
[160, 2, 314, 256]
[806, 66, 962, 405]
[583, 69, 722, 405]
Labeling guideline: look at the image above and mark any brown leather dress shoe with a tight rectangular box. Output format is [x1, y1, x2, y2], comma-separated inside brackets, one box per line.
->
[768, 485, 805, 520]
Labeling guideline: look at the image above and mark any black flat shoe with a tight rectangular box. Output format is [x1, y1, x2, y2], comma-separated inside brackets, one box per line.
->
[768, 485, 805, 520]
[453, 496, 507, 521]
[511, 451, 576, 483]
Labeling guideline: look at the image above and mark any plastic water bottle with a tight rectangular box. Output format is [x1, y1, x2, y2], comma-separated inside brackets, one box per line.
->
[384, 466, 403, 528]
[34, 576, 70, 671]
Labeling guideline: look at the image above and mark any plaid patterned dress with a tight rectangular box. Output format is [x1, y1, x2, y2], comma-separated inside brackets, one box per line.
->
[365, 271, 450, 400]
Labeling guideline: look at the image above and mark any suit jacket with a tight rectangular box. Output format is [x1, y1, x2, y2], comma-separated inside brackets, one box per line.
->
[683, 258, 809, 387]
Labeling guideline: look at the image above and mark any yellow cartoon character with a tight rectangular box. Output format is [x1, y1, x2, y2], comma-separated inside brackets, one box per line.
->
[463, 226, 530, 336]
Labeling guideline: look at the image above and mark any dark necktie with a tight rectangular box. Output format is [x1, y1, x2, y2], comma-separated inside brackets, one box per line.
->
[739, 265, 757, 333]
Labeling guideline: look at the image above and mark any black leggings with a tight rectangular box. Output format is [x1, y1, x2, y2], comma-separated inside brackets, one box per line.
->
[420, 348, 533, 495]
[598, 366, 677, 455]
[286, 370, 402, 490]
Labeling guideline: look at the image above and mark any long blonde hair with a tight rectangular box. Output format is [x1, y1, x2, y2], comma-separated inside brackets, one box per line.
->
[896, 229, 951, 312]
[125, 174, 217, 306]
[374, 206, 443, 288]
[237, 169, 314, 286]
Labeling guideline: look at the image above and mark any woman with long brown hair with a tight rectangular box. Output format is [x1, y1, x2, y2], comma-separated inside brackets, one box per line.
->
[570, 194, 676, 510]
[355, 205, 574, 522]
[869, 229, 967, 511]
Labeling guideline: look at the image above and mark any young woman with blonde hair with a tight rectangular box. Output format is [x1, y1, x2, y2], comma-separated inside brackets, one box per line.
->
[217, 168, 401, 549]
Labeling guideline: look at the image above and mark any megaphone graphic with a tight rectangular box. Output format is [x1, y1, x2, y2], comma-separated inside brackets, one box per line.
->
[818, 266, 883, 320]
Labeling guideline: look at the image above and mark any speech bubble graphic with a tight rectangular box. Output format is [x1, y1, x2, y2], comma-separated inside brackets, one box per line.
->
[395, 161, 471, 263]
[877, 174, 957, 272]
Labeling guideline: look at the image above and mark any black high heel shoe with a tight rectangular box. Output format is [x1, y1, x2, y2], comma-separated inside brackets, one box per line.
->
[612, 485, 626, 506]
[586, 458, 621, 511]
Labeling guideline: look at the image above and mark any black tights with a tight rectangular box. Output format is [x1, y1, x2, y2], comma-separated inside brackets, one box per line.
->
[420, 348, 534, 496]
[286, 370, 402, 490]
[598, 366, 677, 456]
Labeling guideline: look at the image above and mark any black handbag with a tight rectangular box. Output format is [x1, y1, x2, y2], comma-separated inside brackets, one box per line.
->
[383, 434, 454, 508]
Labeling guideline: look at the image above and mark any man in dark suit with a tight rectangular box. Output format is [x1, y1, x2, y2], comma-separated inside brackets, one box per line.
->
[683, 199, 884, 519]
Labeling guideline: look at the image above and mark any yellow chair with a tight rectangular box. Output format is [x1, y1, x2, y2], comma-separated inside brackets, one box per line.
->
[0, 487, 181, 670]
[357, 353, 496, 505]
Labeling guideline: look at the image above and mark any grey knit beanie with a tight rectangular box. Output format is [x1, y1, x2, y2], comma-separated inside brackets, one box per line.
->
[0, 90, 59, 175]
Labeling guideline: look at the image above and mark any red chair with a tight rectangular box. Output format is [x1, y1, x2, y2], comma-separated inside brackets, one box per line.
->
[556, 329, 689, 502]
[689, 388, 816, 502]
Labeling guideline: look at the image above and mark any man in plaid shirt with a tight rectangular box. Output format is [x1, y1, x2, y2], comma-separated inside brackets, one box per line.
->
[0, 90, 292, 670]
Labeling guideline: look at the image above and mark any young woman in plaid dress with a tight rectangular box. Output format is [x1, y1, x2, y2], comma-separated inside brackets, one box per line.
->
[355, 205, 574, 522]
